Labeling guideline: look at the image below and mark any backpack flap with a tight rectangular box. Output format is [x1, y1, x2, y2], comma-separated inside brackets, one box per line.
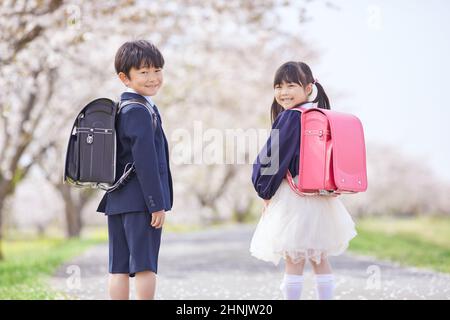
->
[77, 98, 117, 184]
[63, 116, 81, 183]
[323, 109, 368, 192]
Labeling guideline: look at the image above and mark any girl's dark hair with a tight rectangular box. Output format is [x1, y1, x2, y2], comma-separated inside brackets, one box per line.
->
[271, 61, 330, 124]
[114, 40, 165, 77]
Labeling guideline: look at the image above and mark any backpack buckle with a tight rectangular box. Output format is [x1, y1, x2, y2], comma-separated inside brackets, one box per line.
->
[87, 134, 93, 144]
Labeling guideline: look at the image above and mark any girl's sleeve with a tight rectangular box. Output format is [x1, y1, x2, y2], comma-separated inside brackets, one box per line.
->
[251, 110, 300, 200]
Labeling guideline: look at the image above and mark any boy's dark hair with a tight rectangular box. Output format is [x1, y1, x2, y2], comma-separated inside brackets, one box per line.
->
[271, 61, 330, 124]
[114, 40, 165, 77]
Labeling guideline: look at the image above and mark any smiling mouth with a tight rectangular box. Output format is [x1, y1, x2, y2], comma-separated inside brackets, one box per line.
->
[280, 98, 294, 104]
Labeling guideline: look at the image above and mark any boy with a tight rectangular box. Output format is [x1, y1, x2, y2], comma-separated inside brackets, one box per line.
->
[97, 40, 173, 300]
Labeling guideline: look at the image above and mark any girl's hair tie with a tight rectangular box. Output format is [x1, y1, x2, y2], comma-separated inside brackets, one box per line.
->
[308, 81, 319, 102]
[314, 78, 318, 84]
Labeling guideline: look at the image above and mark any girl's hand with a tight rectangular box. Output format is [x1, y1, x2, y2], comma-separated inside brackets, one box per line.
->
[262, 199, 271, 215]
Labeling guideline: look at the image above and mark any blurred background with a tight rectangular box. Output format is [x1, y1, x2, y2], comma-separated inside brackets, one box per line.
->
[0, 0, 449, 299]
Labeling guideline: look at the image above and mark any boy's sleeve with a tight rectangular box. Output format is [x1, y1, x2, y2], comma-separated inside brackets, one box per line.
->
[121, 105, 165, 214]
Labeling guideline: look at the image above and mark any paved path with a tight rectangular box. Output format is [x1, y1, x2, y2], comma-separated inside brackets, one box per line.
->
[48, 224, 450, 300]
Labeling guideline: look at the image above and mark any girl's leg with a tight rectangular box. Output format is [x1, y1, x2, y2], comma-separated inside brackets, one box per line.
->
[135, 271, 156, 300]
[285, 255, 306, 275]
[309, 254, 332, 274]
[280, 256, 306, 300]
[108, 273, 130, 300]
[309, 255, 335, 300]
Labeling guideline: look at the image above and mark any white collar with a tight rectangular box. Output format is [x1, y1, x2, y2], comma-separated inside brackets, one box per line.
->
[125, 88, 155, 107]
[301, 102, 315, 109]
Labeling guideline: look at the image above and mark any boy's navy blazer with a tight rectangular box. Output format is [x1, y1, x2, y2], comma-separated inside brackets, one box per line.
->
[97, 92, 173, 215]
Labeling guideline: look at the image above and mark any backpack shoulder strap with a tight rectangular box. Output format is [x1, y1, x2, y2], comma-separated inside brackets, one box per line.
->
[104, 98, 158, 193]
[118, 98, 155, 114]
[117, 98, 157, 129]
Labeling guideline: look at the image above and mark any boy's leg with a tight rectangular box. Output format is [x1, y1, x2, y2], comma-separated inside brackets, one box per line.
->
[123, 212, 162, 300]
[108, 214, 131, 300]
[109, 274, 130, 300]
[135, 271, 156, 300]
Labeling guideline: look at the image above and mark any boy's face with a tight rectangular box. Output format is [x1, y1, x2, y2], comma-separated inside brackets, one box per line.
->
[119, 65, 163, 96]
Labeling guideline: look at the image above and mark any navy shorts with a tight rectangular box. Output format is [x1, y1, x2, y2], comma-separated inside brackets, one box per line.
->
[107, 211, 162, 277]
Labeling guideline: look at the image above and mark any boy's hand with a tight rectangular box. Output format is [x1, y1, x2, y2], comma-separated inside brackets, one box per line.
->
[150, 210, 165, 228]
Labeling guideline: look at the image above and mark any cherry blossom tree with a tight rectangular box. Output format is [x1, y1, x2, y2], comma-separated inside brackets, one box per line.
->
[1, 0, 309, 257]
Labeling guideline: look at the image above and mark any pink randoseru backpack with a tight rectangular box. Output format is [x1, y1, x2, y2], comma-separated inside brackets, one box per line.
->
[286, 106, 368, 197]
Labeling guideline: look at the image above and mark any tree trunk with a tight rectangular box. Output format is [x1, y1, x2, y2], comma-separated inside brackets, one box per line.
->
[0, 181, 10, 261]
[232, 200, 253, 223]
[61, 184, 83, 238]
[0, 202, 4, 261]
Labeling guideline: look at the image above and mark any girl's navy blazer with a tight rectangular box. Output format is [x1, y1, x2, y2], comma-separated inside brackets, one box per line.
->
[97, 92, 173, 215]
[251, 109, 301, 200]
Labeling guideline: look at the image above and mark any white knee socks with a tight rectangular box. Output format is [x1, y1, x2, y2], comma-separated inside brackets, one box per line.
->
[280, 273, 335, 300]
[280, 274, 304, 300]
[315, 274, 335, 300]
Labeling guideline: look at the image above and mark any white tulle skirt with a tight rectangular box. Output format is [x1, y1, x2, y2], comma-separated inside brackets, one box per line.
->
[250, 178, 357, 265]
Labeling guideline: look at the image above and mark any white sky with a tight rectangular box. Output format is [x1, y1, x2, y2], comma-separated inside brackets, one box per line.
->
[281, 0, 450, 182]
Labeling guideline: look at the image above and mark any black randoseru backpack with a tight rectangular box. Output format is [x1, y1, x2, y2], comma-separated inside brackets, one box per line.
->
[63, 97, 157, 192]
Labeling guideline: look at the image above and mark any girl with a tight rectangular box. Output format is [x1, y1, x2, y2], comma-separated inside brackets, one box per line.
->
[250, 61, 357, 300]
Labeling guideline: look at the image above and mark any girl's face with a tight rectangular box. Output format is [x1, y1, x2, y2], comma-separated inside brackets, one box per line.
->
[274, 81, 311, 109]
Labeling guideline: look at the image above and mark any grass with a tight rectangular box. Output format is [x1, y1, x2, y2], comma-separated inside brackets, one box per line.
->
[0, 223, 204, 300]
[2, 216, 448, 299]
[349, 215, 450, 274]
[0, 232, 107, 300]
